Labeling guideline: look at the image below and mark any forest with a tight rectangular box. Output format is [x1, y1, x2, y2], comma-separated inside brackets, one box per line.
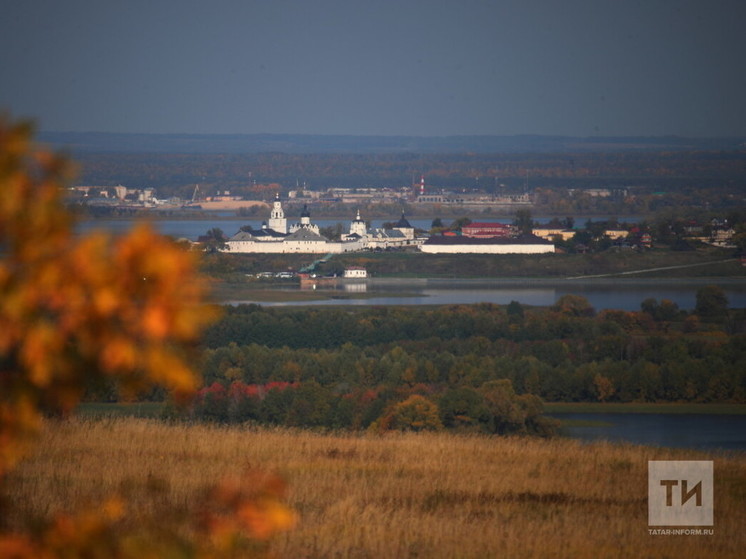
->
[124, 289, 746, 434]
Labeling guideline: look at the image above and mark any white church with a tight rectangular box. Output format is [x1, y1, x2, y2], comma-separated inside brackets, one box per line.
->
[223, 196, 421, 254]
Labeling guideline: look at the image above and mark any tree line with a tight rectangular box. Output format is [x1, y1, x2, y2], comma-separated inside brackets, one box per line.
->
[143, 289, 746, 432]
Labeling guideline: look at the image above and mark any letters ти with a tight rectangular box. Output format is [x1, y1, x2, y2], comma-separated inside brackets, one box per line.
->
[660, 479, 703, 507]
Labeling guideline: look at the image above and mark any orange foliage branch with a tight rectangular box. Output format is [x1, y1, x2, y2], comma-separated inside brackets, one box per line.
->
[0, 117, 294, 557]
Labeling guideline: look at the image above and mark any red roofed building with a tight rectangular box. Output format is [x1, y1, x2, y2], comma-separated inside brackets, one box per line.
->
[462, 222, 514, 238]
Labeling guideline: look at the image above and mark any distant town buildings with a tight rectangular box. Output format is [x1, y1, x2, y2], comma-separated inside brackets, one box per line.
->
[289, 178, 534, 211]
[414, 191, 531, 209]
[66, 185, 156, 207]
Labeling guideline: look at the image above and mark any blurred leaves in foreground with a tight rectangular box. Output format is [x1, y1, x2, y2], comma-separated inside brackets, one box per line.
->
[0, 117, 294, 557]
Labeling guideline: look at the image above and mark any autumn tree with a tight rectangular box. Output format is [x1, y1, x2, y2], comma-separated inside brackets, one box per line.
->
[479, 380, 558, 437]
[0, 118, 294, 557]
[374, 395, 443, 432]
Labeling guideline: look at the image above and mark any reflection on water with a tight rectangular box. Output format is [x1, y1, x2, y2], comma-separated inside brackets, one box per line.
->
[344, 282, 368, 293]
[235, 278, 745, 311]
[300, 280, 368, 293]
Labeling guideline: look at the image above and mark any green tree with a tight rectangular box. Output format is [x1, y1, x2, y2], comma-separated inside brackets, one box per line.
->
[285, 381, 332, 427]
[448, 216, 472, 231]
[260, 386, 295, 424]
[506, 300, 525, 320]
[320, 222, 344, 240]
[479, 380, 525, 434]
[657, 299, 681, 322]
[203, 226, 227, 253]
[479, 380, 558, 436]
[695, 285, 729, 321]
[438, 387, 489, 431]
[514, 209, 534, 235]
[641, 298, 658, 317]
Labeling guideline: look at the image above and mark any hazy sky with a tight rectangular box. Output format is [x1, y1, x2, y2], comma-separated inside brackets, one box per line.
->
[2, 0, 744, 137]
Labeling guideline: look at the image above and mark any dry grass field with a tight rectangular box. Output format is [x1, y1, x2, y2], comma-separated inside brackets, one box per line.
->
[5, 418, 745, 558]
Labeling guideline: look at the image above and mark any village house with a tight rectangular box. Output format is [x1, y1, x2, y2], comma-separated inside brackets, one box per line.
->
[343, 267, 368, 278]
[532, 227, 575, 241]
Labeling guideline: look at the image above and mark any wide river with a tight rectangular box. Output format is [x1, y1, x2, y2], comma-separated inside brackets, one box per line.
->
[242, 277, 746, 312]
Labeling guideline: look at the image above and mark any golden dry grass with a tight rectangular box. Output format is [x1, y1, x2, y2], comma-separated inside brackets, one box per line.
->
[5, 418, 745, 558]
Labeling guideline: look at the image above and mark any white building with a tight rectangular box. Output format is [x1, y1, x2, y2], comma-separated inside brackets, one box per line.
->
[341, 210, 424, 250]
[288, 204, 320, 235]
[225, 198, 363, 254]
[343, 267, 368, 278]
[267, 194, 287, 233]
[225, 202, 423, 254]
[419, 235, 555, 254]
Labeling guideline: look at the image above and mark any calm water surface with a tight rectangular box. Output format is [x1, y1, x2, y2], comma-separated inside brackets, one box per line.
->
[549, 413, 746, 451]
[239, 278, 746, 312]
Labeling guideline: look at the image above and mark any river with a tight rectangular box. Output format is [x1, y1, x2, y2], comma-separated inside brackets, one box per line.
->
[549, 412, 746, 451]
[76, 215, 642, 240]
[230, 278, 746, 312]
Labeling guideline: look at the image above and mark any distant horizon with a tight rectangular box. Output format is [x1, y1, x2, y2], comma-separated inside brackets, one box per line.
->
[38, 129, 746, 140]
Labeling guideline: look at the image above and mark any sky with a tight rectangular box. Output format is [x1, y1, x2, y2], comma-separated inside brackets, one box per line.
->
[1, 0, 745, 137]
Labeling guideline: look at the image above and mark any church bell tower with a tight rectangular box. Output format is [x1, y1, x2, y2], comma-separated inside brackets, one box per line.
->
[268, 194, 287, 234]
